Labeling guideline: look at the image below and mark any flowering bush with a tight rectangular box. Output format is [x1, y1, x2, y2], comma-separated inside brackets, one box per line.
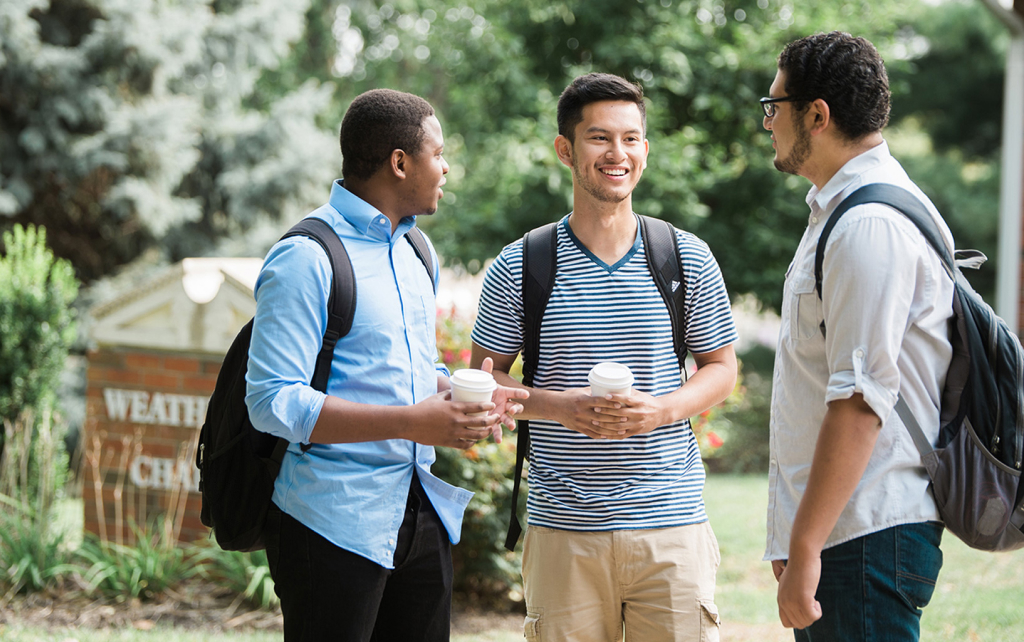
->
[688, 360, 747, 460]
[433, 307, 524, 606]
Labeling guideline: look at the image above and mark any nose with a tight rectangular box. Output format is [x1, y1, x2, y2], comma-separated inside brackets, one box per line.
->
[441, 156, 449, 174]
[763, 114, 773, 131]
[606, 139, 626, 160]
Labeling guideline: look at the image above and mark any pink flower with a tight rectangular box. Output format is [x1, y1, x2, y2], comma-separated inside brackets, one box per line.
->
[459, 349, 472, 364]
[443, 350, 455, 363]
[706, 431, 724, 448]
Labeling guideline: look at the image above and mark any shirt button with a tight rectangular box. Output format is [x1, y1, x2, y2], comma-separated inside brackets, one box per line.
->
[388, 539, 395, 545]
[855, 349, 865, 358]
[811, 216, 819, 224]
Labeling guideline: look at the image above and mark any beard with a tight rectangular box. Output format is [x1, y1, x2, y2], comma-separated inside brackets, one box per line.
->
[774, 116, 811, 175]
[572, 161, 631, 204]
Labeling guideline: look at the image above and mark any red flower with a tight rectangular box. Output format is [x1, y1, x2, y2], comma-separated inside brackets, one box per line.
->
[459, 349, 472, 364]
[706, 431, 724, 448]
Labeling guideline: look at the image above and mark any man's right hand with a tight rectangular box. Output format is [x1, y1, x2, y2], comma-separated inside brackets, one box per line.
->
[407, 391, 500, 449]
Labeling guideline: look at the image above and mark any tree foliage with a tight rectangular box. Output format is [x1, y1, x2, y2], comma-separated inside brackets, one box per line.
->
[275, 0, 1001, 311]
[1, 0, 1006, 311]
[0, 0, 337, 283]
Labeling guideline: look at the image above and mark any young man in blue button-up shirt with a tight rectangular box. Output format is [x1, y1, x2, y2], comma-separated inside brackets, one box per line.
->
[245, 89, 527, 642]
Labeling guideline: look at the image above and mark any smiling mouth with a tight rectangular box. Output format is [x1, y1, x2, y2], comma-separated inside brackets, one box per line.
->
[600, 168, 627, 177]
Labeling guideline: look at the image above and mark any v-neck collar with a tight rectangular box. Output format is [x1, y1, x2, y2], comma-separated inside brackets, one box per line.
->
[561, 213, 642, 273]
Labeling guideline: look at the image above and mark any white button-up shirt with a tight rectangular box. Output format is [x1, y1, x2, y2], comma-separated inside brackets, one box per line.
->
[764, 141, 953, 560]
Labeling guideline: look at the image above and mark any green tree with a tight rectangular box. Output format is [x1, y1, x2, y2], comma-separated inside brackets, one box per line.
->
[0, 0, 337, 283]
[274, 0, 985, 312]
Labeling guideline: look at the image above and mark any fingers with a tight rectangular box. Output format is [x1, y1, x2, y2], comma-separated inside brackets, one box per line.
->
[480, 356, 493, 373]
[771, 560, 786, 582]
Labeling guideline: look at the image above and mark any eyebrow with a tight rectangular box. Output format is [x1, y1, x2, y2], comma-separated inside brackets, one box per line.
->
[583, 126, 644, 136]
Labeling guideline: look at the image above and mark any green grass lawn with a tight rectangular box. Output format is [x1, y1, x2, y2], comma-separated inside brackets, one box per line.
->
[704, 474, 1024, 642]
[5, 476, 1023, 642]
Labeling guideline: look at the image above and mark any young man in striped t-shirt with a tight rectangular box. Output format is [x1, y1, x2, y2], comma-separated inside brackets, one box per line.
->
[471, 73, 738, 641]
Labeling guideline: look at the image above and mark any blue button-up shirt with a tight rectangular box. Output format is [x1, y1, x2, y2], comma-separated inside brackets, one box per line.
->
[245, 180, 472, 568]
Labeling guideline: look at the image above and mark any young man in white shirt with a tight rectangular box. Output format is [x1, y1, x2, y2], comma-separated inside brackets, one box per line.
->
[763, 32, 952, 641]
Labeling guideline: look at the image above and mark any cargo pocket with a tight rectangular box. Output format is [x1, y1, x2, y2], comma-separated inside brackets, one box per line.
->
[699, 600, 721, 642]
[524, 610, 542, 641]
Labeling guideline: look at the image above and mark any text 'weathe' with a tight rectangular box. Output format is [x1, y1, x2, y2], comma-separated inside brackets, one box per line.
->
[103, 388, 209, 429]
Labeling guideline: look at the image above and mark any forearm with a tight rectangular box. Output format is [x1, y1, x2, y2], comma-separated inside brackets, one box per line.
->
[788, 394, 882, 561]
[308, 395, 419, 444]
[655, 354, 737, 426]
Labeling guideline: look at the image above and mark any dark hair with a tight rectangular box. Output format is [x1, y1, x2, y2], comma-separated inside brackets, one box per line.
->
[340, 89, 435, 181]
[557, 73, 646, 143]
[778, 31, 891, 140]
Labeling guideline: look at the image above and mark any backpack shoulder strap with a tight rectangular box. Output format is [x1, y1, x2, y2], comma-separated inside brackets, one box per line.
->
[504, 221, 558, 552]
[405, 226, 437, 294]
[814, 183, 954, 301]
[639, 215, 688, 369]
[282, 217, 355, 394]
[521, 222, 559, 386]
[812, 183, 956, 458]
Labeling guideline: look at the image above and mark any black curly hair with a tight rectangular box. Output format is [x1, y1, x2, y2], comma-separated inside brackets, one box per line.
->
[778, 31, 891, 141]
[557, 73, 646, 144]
[340, 89, 435, 181]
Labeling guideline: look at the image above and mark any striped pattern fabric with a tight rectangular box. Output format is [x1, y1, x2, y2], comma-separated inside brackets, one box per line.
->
[472, 215, 737, 531]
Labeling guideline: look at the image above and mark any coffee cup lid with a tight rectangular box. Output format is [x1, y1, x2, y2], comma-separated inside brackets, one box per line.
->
[588, 362, 634, 387]
[450, 368, 497, 391]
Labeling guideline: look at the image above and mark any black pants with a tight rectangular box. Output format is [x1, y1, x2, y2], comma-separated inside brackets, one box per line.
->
[265, 475, 453, 642]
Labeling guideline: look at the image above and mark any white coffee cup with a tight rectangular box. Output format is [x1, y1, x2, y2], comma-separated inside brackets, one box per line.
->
[588, 362, 634, 398]
[450, 369, 497, 416]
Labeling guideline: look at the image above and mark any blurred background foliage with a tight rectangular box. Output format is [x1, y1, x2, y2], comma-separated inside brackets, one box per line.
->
[0, 0, 1008, 311]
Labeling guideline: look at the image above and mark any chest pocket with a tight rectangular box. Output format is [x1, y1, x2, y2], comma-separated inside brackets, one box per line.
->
[788, 270, 822, 341]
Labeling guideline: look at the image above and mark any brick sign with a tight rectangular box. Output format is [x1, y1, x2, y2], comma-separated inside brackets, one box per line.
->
[84, 349, 222, 544]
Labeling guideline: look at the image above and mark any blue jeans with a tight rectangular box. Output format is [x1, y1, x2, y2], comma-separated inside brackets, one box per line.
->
[794, 521, 943, 642]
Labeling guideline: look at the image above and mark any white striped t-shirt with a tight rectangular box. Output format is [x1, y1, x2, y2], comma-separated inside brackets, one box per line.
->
[472, 214, 738, 531]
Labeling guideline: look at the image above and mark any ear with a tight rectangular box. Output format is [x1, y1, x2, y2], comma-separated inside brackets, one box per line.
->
[807, 98, 831, 136]
[554, 135, 574, 169]
[642, 138, 649, 170]
[389, 149, 407, 179]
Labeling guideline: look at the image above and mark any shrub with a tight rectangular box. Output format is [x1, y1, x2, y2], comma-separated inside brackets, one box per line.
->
[0, 494, 76, 599]
[703, 347, 774, 475]
[434, 308, 525, 606]
[76, 521, 198, 602]
[0, 224, 79, 434]
[196, 547, 279, 609]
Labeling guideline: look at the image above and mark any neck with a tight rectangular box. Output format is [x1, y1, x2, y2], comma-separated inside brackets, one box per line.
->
[344, 177, 404, 233]
[805, 132, 885, 190]
[567, 204, 638, 265]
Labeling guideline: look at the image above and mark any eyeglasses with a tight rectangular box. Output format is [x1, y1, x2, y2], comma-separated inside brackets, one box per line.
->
[760, 96, 812, 119]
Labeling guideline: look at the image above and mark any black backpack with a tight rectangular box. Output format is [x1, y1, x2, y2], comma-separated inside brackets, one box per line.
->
[815, 183, 1024, 551]
[504, 215, 689, 550]
[196, 217, 434, 552]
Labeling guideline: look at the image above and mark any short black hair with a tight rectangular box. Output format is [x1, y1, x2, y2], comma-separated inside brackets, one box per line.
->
[778, 31, 891, 141]
[557, 73, 646, 144]
[340, 89, 435, 181]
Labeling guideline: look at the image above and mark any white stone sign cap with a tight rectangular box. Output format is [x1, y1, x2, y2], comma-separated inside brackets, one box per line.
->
[90, 258, 263, 354]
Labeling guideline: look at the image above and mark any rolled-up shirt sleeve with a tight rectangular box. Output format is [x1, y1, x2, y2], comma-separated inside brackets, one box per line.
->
[820, 213, 923, 423]
[245, 238, 332, 444]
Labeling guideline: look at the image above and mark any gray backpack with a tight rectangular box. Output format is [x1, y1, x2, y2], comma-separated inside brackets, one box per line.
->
[816, 183, 1024, 551]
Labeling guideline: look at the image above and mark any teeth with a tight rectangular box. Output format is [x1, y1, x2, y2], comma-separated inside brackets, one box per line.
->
[602, 169, 626, 176]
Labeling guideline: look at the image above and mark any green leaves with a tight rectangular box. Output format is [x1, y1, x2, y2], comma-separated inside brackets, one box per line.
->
[0, 224, 78, 424]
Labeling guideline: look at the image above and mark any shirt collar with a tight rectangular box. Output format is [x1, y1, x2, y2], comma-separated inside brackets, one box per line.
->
[328, 179, 417, 240]
[805, 140, 891, 217]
